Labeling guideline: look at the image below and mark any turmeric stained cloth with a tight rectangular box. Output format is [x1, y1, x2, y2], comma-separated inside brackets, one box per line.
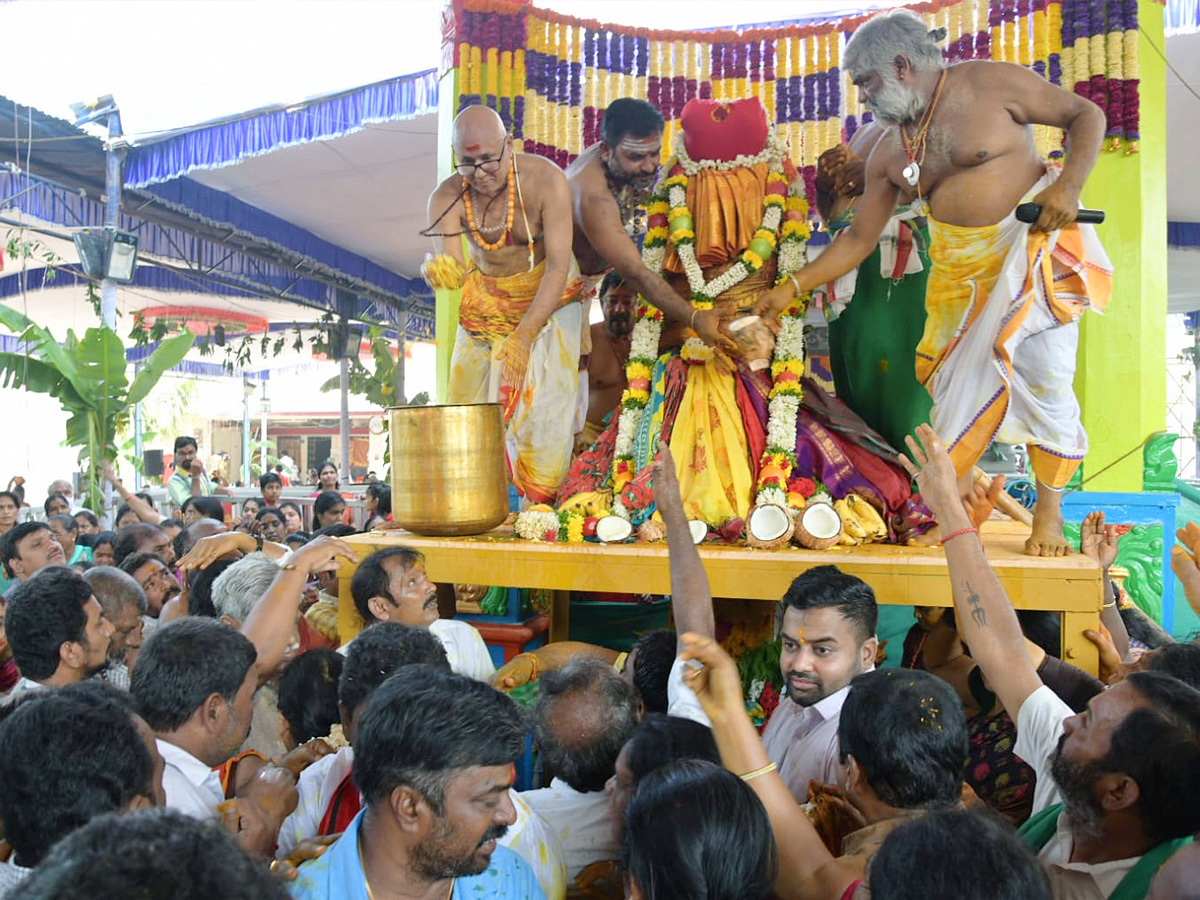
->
[449, 259, 584, 504]
[919, 169, 1112, 490]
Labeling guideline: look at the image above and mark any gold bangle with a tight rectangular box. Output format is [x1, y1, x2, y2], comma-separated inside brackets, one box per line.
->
[787, 273, 802, 296]
[689, 308, 698, 331]
[739, 761, 777, 782]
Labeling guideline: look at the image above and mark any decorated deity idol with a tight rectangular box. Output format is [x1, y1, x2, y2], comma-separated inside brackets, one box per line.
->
[546, 97, 932, 546]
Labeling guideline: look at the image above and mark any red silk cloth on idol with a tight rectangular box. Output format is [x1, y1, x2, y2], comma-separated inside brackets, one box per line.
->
[680, 97, 770, 162]
[319, 772, 362, 836]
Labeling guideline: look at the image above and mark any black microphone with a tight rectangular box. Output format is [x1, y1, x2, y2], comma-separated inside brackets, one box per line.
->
[1015, 202, 1105, 225]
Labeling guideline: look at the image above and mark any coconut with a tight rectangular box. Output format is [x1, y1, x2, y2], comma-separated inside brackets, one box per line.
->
[637, 519, 667, 543]
[793, 501, 843, 551]
[688, 520, 708, 544]
[727, 314, 762, 334]
[595, 515, 634, 543]
[746, 503, 795, 549]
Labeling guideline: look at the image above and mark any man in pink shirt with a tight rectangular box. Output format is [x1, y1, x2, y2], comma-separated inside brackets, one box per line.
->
[761, 565, 878, 803]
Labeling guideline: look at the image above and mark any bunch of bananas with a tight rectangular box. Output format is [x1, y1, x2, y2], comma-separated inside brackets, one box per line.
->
[833, 494, 889, 546]
[421, 253, 466, 290]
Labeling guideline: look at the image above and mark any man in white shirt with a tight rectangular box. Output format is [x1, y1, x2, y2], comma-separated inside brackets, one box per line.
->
[903, 423, 1200, 900]
[130, 617, 297, 856]
[5, 566, 113, 695]
[346, 546, 496, 681]
[523, 658, 640, 878]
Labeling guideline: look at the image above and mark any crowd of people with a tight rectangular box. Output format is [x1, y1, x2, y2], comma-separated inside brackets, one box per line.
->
[0, 420, 1198, 900]
[0, 7, 1192, 900]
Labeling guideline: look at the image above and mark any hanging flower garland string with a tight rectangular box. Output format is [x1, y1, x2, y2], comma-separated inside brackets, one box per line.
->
[756, 192, 812, 511]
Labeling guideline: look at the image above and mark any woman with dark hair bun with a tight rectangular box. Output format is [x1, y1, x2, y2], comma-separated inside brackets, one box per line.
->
[621, 759, 776, 900]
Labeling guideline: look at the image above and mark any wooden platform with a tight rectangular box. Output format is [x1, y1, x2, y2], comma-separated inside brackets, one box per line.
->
[339, 519, 1105, 675]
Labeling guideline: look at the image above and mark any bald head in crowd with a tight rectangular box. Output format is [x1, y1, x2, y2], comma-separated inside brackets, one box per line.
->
[451, 104, 507, 156]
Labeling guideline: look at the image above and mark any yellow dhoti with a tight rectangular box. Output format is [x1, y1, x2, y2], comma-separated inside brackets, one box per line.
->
[919, 170, 1113, 489]
[450, 260, 585, 504]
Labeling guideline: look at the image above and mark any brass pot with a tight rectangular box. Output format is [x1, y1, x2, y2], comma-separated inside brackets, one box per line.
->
[389, 403, 509, 536]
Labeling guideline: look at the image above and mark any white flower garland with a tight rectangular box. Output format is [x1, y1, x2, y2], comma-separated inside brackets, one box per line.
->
[674, 128, 787, 176]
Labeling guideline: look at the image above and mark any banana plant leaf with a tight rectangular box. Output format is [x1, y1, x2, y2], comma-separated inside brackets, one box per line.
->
[0, 305, 195, 514]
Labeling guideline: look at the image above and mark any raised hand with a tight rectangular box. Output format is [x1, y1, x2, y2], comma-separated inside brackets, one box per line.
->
[177, 532, 255, 572]
[277, 535, 359, 577]
[963, 473, 1007, 529]
[679, 632, 745, 727]
[1082, 623, 1124, 684]
[898, 424, 964, 526]
[1172, 521, 1200, 618]
[652, 441, 686, 526]
[1080, 511, 1119, 570]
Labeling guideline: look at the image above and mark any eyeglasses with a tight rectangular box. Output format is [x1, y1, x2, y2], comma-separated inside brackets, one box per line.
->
[455, 145, 507, 176]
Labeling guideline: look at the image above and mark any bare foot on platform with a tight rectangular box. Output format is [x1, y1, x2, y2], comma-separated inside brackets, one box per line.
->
[907, 526, 941, 547]
[1025, 505, 1071, 557]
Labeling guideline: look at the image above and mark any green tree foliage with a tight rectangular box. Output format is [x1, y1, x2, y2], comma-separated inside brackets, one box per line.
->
[0, 305, 194, 512]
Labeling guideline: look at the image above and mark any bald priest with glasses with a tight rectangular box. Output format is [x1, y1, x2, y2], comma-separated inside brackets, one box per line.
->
[423, 106, 584, 506]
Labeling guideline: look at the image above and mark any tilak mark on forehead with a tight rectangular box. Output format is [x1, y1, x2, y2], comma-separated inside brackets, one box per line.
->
[618, 137, 660, 153]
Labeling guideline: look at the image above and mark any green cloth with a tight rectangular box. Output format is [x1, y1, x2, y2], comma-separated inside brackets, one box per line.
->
[1019, 803, 1191, 900]
[826, 225, 932, 456]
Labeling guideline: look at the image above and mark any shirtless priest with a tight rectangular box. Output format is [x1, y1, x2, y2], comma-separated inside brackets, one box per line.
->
[425, 105, 581, 505]
[754, 10, 1112, 556]
[566, 98, 736, 362]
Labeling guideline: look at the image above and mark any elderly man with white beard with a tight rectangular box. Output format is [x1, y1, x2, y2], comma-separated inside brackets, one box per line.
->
[756, 8, 1112, 558]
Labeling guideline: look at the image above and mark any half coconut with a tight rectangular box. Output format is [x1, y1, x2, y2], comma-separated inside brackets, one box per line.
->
[746, 503, 795, 549]
[595, 515, 634, 543]
[792, 501, 843, 551]
[688, 520, 708, 544]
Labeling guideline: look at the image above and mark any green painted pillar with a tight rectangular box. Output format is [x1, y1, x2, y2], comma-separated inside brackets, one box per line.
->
[1075, 0, 1167, 490]
[435, 67, 462, 404]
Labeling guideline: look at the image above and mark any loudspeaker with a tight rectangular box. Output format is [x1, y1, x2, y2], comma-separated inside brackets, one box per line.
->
[143, 449, 164, 478]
